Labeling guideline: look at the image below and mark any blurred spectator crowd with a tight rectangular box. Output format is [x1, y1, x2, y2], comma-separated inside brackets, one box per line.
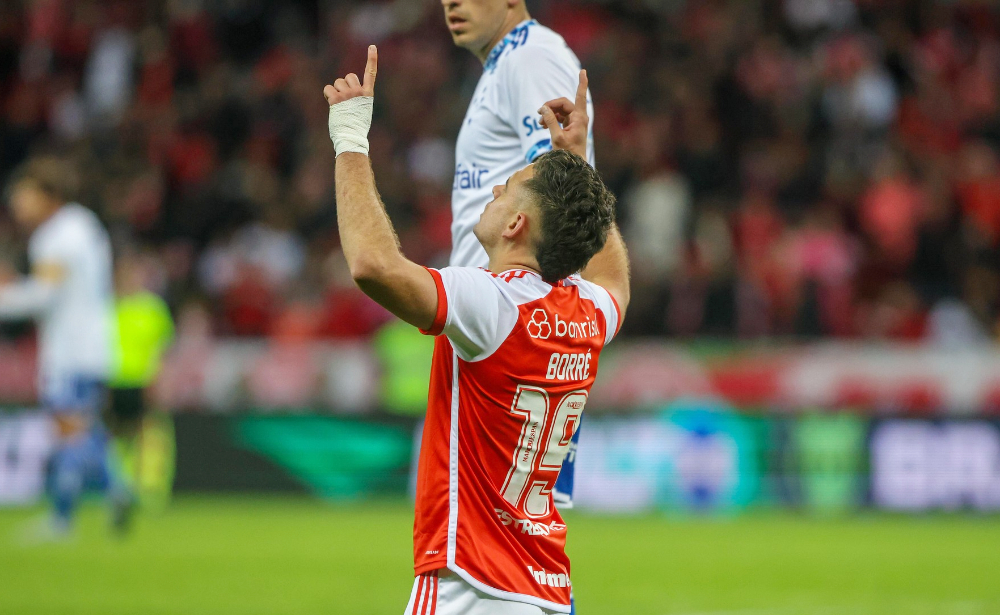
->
[1, 0, 1000, 345]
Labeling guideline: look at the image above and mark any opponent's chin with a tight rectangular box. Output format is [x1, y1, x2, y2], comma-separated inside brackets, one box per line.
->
[449, 29, 477, 49]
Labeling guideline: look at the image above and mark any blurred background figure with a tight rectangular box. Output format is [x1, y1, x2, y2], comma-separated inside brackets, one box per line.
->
[0, 157, 116, 538]
[106, 250, 175, 526]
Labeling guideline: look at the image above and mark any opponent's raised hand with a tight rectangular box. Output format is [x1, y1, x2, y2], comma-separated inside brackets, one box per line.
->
[325, 46, 378, 156]
[538, 70, 589, 159]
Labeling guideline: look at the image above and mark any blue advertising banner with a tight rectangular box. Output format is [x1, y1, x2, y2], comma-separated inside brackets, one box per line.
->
[870, 419, 1000, 512]
[573, 399, 761, 514]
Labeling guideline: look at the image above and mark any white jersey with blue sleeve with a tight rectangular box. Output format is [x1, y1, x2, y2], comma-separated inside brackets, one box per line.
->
[28, 204, 114, 408]
[450, 19, 596, 269]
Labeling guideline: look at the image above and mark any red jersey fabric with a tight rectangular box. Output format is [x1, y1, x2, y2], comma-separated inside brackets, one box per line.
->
[413, 267, 620, 613]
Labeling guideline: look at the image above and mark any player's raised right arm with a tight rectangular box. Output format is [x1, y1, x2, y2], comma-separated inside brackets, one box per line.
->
[326, 46, 440, 332]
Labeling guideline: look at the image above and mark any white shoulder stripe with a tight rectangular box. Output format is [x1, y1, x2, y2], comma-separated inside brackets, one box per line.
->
[565, 276, 619, 344]
[490, 270, 553, 307]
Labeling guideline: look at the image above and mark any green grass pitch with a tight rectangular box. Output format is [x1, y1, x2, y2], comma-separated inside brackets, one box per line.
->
[1, 496, 998, 615]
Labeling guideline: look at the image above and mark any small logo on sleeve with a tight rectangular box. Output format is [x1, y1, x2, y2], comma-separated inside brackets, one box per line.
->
[525, 139, 552, 163]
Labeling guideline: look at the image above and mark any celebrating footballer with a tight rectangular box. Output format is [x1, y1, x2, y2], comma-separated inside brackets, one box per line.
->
[443, 0, 598, 513]
[325, 43, 628, 615]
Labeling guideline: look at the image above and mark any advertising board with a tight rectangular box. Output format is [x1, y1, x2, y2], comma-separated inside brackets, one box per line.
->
[5, 411, 1000, 513]
[871, 420, 1000, 511]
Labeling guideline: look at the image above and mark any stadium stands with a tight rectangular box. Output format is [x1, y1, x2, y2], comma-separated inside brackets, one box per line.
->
[0, 0, 998, 344]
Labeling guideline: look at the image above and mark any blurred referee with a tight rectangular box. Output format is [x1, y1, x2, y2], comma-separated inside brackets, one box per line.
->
[106, 253, 175, 529]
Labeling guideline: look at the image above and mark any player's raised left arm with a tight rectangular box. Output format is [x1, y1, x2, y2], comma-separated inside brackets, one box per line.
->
[325, 46, 439, 331]
[581, 225, 630, 319]
[538, 70, 590, 160]
[539, 71, 631, 319]
[507, 52, 593, 164]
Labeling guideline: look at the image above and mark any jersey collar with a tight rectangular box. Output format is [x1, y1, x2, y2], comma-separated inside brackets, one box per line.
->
[489, 267, 567, 287]
[483, 19, 537, 73]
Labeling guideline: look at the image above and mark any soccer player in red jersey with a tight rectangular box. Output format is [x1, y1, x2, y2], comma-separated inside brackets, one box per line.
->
[324, 47, 629, 615]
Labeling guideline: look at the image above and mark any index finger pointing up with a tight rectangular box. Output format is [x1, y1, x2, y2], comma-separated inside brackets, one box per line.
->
[575, 69, 588, 111]
[363, 45, 378, 95]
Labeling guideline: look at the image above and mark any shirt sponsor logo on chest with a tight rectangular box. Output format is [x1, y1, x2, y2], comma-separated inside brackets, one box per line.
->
[454, 162, 489, 191]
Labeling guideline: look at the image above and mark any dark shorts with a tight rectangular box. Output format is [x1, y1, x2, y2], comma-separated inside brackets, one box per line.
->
[109, 387, 147, 422]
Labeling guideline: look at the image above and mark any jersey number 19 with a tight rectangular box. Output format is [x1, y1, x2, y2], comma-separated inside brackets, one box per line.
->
[500, 385, 587, 518]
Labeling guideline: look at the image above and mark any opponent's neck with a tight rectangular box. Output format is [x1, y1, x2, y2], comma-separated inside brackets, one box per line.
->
[475, 9, 531, 63]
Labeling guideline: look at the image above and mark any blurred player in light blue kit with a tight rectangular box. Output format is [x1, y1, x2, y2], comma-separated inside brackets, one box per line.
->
[442, 0, 597, 512]
[0, 157, 120, 537]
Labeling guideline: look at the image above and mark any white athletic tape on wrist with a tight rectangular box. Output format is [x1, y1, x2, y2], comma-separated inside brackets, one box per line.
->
[328, 96, 373, 156]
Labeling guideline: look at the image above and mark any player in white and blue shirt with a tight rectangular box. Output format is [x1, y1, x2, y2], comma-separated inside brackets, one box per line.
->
[450, 19, 595, 267]
[444, 1, 595, 512]
[1, 157, 116, 535]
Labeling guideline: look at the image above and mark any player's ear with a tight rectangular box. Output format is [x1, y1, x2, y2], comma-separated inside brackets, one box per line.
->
[502, 211, 528, 241]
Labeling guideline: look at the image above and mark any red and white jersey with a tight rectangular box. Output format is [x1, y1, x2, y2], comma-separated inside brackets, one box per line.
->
[413, 267, 620, 613]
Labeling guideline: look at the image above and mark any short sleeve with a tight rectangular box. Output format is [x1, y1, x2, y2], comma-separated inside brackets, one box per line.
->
[421, 267, 519, 362]
[501, 52, 594, 164]
[603, 291, 622, 344]
[28, 224, 76, 269]
[573, 278, 621, 345]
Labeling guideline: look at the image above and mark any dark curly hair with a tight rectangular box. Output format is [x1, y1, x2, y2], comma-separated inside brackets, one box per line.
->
[524, 149, 616, 283]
